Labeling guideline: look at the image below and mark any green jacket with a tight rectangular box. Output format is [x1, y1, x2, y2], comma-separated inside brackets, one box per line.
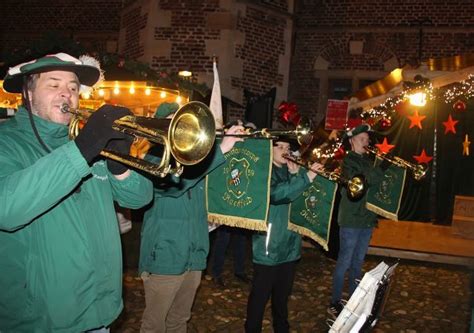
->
[252, 165, 311, 266]
[338, 151, 384, 228]
[0, 108, 153, 333]
[139, 148, 225, 275]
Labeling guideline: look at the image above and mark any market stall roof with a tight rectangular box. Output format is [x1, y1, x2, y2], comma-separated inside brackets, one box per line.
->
[350, 53, 474, 110]
[1, 80, 183, 114]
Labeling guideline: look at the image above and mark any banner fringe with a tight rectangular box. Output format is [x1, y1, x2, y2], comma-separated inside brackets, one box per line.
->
[366, 202, 398, 221]
[288, 222, 329, 251]
[208, 213, 267, 232]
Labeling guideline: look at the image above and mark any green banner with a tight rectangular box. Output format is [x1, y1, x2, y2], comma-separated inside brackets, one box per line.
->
[206, 139, 272, 231]
[366, 158, 407, 221]
[288, 176, 338, 250]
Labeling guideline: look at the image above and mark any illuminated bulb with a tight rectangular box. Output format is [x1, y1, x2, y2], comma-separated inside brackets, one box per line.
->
[98, 89, 105, 97]
[82, 92, 90, 99]
[113, 87, 120, 95]
[145, 88, 151, 95]
[176, 96, 182, 104]
[160, 91, 166, 98]
[408, 92, 427, 107]
[129, 86, 135, 94]
[178, 70, 192, 77]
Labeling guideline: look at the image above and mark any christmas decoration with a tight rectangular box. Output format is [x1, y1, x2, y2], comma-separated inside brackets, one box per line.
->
[278, 101, 301, 126]
[375, 137, 395, 154]
[408, 110, 426, 129]
[452, 99, 467, 112]
[444, 75, 474, 103]
[333, 146, 346, 160]
[379, 118, 392, 129]
[442, 114, 459, 134]
[463, 134, 471, 156]
[413, 149, 433, 164]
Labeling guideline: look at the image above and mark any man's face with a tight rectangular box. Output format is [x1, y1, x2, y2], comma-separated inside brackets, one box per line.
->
[273, 141, 291, 167]
[350, 132, 370, 154]
[29, 70, 80, 125]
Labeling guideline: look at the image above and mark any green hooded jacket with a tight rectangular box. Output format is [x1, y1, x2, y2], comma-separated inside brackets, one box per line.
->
[0, 107, 153, 332]
[338, 151, 384, 228]
[139, 148, 225, 275]
[252, 165, 311, 266]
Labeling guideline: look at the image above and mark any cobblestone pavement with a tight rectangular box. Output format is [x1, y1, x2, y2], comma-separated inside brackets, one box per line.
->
[112, 247, 472, 333]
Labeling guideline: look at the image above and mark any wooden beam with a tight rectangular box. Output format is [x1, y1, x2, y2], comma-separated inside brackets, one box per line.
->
[367, 247, 474, 267]
[370, 220, 474, 258]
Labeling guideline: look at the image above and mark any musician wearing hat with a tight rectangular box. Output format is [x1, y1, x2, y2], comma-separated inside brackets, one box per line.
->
[327, 124, 386, 319]
[0, 53, 153, 332]
[245, 139, 323, 332]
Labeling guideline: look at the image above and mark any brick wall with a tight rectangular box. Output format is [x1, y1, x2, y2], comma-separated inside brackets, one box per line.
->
[232, 4, 288, 116]
[149, 0, 221, 74]
[119, 0, 294, 123]
[0, 0, 122, 56]
[121, 5, 148, 59]
[290, 0, 474, 121]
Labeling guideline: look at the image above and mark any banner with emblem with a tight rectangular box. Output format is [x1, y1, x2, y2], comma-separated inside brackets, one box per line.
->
[206, 139, 272, 231]
[366, 159, 407, 221]
[288, 176, 338, 250]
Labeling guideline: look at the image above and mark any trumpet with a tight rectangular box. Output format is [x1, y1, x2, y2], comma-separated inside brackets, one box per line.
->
[216, 116, 313, 145]
[61, 101, 216, 177]
[364, 146, 428, 180]
[282, 154, 366, 200]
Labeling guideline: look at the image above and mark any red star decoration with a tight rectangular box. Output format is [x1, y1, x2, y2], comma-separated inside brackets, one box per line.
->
[408, 110, 426, 129]
[442, 114, 459, 134]
[413, 149, 433, 164]
[375, 137, 396, 154]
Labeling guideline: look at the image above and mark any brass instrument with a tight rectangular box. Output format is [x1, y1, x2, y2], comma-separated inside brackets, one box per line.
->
[217, 116, 313, 145]
[61, 101, 216, 177]
[282, 154, 366, 200]
[365, 146, 428, 181]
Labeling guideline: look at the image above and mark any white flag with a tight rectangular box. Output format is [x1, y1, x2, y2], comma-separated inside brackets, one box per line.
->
[209, 60, 223, 128]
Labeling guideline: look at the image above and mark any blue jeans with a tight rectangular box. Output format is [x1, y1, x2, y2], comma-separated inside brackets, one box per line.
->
[211, 226, 247, 278]
[331, 227, 373, 304]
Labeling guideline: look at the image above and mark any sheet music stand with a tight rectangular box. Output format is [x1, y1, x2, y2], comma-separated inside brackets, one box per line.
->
[328, 261, 398, 333]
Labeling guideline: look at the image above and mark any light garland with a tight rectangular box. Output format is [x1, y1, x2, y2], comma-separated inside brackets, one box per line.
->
[359, 80, 434, 121]
[443, 74, 474, 103]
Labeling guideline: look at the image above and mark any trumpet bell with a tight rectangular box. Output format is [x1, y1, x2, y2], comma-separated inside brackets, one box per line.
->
[347, 175, 366, 200]
[169, 101, 216, 165]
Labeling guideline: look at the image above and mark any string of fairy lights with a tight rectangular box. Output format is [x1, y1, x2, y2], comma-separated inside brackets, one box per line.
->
[443, 74, 474, 103]
[311, 74, 474, 162]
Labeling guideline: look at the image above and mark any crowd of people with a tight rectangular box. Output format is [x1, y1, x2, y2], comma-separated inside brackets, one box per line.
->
[0, 53, 388, 333]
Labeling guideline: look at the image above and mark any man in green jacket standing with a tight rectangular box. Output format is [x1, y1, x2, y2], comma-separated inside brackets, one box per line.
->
[245, 140, 322, 333]
[0, 53, 153, 332]
[327, 124, 385, 319]
[139, 107, 243, 333]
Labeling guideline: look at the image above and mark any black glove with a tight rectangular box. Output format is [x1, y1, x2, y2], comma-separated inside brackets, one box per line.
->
[75, 105, 132, 164]
[106, 134, 134, 175]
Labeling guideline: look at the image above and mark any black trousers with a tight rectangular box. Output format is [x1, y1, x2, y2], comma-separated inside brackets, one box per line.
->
[244, 261, 297, 333]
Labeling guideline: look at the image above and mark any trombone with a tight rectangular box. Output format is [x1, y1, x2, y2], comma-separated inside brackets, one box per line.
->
[365, 146, 428, 181]
[61, 101, 216, 177]
[282, 154, 366, 200]
[216, 116, 313, 145]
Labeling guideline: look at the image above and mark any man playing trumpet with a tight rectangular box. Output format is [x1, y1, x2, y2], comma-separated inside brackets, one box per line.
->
[0, 53, 153, 332]
[245, 139, 323, 332]
[327, 124, 388, 319]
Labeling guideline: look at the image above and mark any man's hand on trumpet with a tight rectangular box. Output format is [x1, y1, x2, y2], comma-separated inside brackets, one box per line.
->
[219, 124, 245, 154]
[307, 161, 324, 182]
[287, 158, 300, 174]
